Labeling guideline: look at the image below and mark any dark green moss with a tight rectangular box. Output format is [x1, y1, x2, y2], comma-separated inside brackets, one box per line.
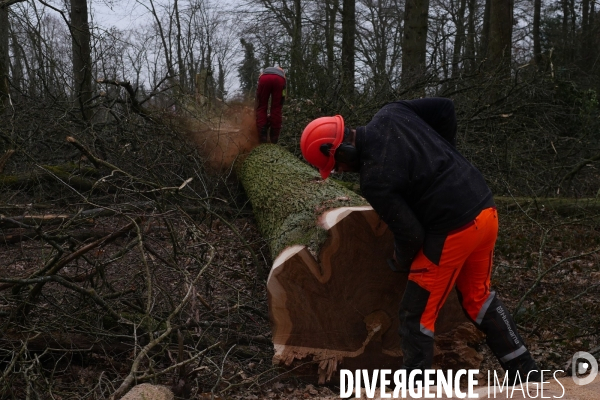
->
[239, 144, 367, 258]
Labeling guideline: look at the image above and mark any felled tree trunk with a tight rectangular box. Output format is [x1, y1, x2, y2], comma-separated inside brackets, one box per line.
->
[238, 144, 482, 384]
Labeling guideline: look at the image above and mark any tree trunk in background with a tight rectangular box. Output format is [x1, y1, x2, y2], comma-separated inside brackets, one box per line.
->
[487, 0, 513, 77]
[0, 6, 10, 106]
[174, 0, 186, 92]
[341, 0, 355, 98]
[70, 0, 93, 120]
[238, 144, 482, 383]
[450, 0, 467, 79]
[561, 0, 570, 64]
[479, 0, 490, 63]
[290, 0, 303, 96]
[464, 0, 477, 73]
[533, 0, 542, 67]
[583, 0, 590, 35]
[580, 0, 595, 72]
[401, 0, 430, 94]
[325, 0, 338, 80]
[149, 0, 174, 78]
[217, 60, 225, 100]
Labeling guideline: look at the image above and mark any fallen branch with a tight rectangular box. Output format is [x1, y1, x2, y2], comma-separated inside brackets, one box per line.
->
[0, 164, 102, 191]
[15, 218, 141, 316]
[96, 79, 157, 123]
[0, 229, 114, 246]
[0, 275, 123, 321]
[66, 136, 127, 173]
[110, 246, 216, 400]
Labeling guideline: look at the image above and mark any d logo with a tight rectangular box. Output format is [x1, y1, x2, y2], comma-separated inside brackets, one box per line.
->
[572, 351, 598, 385]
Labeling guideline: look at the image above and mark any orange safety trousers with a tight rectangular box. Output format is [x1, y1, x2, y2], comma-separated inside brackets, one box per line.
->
[399, 206, 532, 375]
[409, 206, 498, 335]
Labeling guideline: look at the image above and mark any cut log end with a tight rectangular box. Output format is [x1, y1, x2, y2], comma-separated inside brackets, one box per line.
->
[267, 207, 480, 383]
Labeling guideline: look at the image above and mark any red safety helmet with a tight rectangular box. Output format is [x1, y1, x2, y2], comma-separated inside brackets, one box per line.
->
[300, 115, 344, 179]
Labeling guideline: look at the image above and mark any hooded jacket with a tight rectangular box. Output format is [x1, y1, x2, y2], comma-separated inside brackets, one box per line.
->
[355, 98, 494, 270]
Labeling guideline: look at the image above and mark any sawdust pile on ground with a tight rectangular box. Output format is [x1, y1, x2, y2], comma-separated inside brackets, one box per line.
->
[183, 102, 261, 174]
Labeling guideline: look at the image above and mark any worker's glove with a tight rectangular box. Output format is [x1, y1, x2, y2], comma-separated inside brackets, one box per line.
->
[386, 247, 407, 272]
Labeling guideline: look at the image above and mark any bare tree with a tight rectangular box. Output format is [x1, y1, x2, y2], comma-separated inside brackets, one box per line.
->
[355, 0, 402, 94]
[479, 0, 490, 62]
[582, 0, 590, 36]
[70, 0, 93, 119]
[487, 0, 513, 77]
[239, 0, 304, 95]
[212, 12, 240, 100]
[291, 0, 303, 95]
[463, 0, 477, 73]
[401, 0, 430, 91]
[325, 0, 339, 79]
[532, 0, 541, 67]
[0, 5, 9, 104]
[449, 0, 467, 79]
[560, 0, 571, 63]
[174, 0, 186, 90]
[341, 0, 355, 97]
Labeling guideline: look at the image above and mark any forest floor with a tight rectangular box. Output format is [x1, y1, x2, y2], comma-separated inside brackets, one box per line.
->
[2, 190, 599, 399]
[1, 105, 599, 399]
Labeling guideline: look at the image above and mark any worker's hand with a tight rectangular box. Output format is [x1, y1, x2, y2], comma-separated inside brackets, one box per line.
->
[387, 246, 410, 273]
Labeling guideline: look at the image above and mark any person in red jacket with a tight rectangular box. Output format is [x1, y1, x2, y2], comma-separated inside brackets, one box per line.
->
[255, 66, 286, 144]
[300, 98, 541, 386]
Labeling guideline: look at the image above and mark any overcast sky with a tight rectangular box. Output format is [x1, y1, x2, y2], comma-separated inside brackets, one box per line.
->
[89, 0, 244, 95]
[92, 1, 143, 31]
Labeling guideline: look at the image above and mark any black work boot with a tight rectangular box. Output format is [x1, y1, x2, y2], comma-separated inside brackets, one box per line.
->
[502, 350, 542, 386]
[398, 281, 435, 372]
[259, 126, 269, 143]
[470, 293, 540, 385]
[270, 129, 280, 144]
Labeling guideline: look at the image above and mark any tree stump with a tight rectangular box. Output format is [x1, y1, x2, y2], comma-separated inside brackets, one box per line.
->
[239, 144, 483, 384]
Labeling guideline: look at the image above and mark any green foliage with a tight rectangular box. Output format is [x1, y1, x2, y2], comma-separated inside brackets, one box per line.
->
[238, 38, 260, 97]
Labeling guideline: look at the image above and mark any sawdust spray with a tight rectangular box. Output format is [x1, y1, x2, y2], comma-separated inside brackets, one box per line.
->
[182, 101, 261, 175]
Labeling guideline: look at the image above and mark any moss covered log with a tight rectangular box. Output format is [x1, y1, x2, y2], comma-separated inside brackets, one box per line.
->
[238, 144, 366, 258]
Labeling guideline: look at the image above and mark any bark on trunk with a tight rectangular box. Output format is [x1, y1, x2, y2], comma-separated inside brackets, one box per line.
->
[239, 145, 482, 383]
[465, 0, 477, 73]
[290, 0, 303, 96]
[488, 0, 513, 77]
[401, 0, 430, 93]
[479, 0, 490, 63]
[0, 6, 9, 106]
[70, 0, 93, 120]
[533, 0, 542, 67]
[341, 0, 355, 98]
[325, 0, 338, 80]
[450, 0, 467, 79]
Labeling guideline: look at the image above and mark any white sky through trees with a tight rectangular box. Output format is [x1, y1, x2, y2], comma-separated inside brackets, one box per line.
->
[89, 0, 245, 97]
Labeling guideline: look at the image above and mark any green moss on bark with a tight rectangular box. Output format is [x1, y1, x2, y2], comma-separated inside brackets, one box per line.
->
[239, 144, 367, 258]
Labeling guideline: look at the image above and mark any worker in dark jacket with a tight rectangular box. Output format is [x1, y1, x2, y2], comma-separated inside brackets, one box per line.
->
[255, 66, 286, 144]
[300, 98, 540, 385]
